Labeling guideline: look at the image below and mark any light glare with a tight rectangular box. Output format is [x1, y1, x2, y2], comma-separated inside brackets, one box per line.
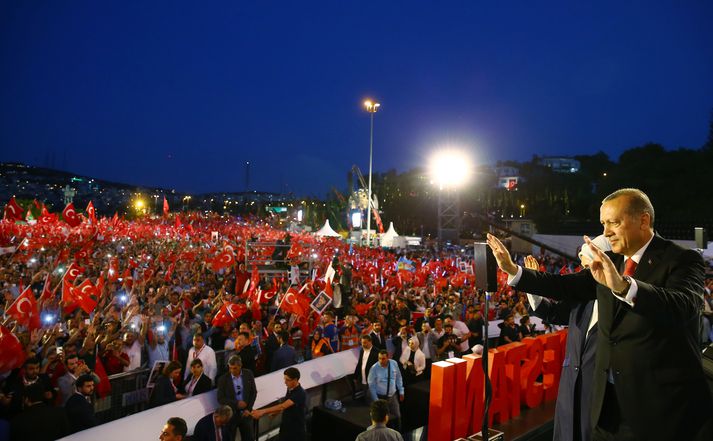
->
[429, 149, 472, 189]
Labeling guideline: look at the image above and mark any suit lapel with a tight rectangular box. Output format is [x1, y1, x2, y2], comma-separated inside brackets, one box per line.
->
[630, 235, 665, 283]
[610, 235, 664, 327]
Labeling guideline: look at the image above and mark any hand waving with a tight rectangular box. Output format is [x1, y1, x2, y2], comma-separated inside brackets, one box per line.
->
[524, 255, 539, 271]
[583, 235, 628, 294]
[486, 233, 519, 276]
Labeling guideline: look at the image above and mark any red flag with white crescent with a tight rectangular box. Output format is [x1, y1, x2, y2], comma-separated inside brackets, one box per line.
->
[5, 286, 41, 330]
[3, 197, 23, 222]
[279, 287, 311, 317]
[0, 326, 27, 372]
[39, 272, 54, 303]
[63, 262, 84, 283]
[76, 278, 99, 298]
[96, 274, 105, 297]
[61, 202, 82, 228]
[39, 206, 57, 225]
[86, 201, 97, 223]
[210, 250, 235, 272]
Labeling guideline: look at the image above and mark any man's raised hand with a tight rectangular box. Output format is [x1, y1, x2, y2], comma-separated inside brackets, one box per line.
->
[486, 233, 519, 276]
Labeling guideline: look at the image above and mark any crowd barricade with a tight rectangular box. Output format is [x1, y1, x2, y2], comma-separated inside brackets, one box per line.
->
[88, 318, 548, 426]
[95, 368, 152, 423]
[60, 349, 360, 441]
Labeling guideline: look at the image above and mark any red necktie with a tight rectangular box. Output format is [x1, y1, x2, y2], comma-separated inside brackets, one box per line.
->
[623, 259, 637, 277]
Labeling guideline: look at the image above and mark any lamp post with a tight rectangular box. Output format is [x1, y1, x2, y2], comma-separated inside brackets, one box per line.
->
[364, 99, 380, 247]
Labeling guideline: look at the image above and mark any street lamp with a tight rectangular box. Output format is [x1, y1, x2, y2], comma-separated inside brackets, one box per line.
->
[364, 99, 380, 246]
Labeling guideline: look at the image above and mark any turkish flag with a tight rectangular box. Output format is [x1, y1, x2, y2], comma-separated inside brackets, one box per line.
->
[95, 274, 105, 296]
[212, 303, 232, 327]
[74, 243, 93, 263]
[122, 269, 133, 289]
[164, 262, 175, 282]
[86, 201, 97, 223]
[62, 281, 96, 314]
[62, 202, 81, 227]
[280, 288, 311, 317]
[211, 250, 235, 271]
[6, 287, 41, 330]
[245, 266, 260, 298]
[93, 354, 112, 398]
[107, 258, 119, 282]
[39, 272, 54, 304]
[235, 268, 249, 296]
[163, 197, 169, 217]
[212, 302, 248, 327]
[413, 272, 427, 287]
[63, 262, 85, 283]
[0, 326, 26, 372]
[76, 278, 99, 298]
[39, 206, 57, 225]
[3, 197, 23, 221]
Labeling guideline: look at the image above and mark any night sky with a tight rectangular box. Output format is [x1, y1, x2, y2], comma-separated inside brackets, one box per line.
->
[1, 1, 712, 196]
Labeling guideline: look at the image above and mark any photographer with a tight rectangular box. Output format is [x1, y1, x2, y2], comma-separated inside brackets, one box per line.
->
[436, 323, 462, 360]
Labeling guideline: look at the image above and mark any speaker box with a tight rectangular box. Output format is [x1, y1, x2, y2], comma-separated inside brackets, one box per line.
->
[473, 242, 498, 292]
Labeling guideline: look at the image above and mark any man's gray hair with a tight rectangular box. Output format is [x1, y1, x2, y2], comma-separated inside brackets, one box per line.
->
[602, 188, 655, 226]
[215, 405, 233, 419]
[228, 354, 242, 366]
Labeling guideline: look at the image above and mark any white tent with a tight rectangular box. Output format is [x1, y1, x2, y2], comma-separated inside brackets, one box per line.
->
[380, 222, 403, 248]
[315, 219, 341, 237]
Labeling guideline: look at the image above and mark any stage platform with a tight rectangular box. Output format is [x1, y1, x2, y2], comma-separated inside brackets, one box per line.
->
[310, 378, 554, 441]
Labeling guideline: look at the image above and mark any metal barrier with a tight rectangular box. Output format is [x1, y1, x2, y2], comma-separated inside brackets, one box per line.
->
[95, 368, 151, 423]
[93, 349, 233, 425]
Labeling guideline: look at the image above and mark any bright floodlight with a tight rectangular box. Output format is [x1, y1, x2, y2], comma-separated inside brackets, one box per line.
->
[429, 149, 473, 189]
[351, 211, 363, 228]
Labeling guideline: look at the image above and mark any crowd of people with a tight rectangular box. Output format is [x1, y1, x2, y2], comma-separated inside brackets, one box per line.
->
[1, 198, 712, 440]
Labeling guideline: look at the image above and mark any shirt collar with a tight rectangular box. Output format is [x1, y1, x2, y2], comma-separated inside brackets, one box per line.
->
[627, 234, 654, 264]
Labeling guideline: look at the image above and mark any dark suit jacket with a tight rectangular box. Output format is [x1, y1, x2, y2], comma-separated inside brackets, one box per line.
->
[369, 331, 386, 351]
[182, 373, 212, 397]
[532, 298, 597, 441]
[270, 345, 297, 372]
[237, 345, 257, 373]
[517, 235, 713, 441]
[9, 403, 70, 441]
[353, 347, 380, 384]
[192, 413, 232, 441]
[149, 375, 177, 408]
[65, 393, 98, 434]
[216, 369, 257, 415]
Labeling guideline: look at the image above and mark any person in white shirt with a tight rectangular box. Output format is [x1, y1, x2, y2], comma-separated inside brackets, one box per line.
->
[122, 331, 144, 372]
[184, 333, 217, 384]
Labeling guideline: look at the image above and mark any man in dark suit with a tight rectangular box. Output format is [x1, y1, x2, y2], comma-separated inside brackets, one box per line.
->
[9, 384, 70, 441]
[271, 331, 297, 372]
[216, 355, 257, 441]
[236, 331, 257, 373]
[64, 374, 98, 434]
[182, 358, 212, 397]
[191, 405, 233, 441]
[354, 334, 379, 399]
[264, 322, 282, 370]
[487, 188, 713, 441]
[369, 321, 386, 351]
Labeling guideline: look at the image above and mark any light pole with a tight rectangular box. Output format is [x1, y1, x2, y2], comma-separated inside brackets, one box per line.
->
[364, 99, 380, 246]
